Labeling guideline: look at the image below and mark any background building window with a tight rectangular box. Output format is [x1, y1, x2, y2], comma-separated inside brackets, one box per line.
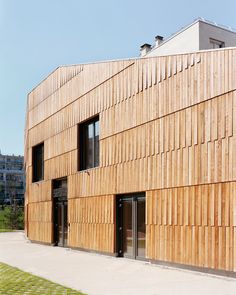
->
[209, 38, 225, 49]
[32, 143, 44, 182]
[79, 116, 99, 170]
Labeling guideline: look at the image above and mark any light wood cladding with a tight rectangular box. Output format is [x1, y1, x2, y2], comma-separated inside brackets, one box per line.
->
[25, 48, 236, 273]
[28, 202, 52, 243]
[28, 180, 51, 203]
[28, 60, 135, 128]
[146, 182, 236, 271]
[44, 150, 77, 180]
[28, 65, 83, 111]
[68, 195, 115, 252]
[44, 126, 77, 160]
[68, 166, 117, 198]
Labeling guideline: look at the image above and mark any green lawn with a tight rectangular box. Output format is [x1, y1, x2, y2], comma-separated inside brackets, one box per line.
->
[0, 262, 85, 295]
[0, 209, 4, 220]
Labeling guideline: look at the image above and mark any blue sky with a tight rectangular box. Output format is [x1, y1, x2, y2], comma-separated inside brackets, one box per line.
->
[0, 0, 236, 156]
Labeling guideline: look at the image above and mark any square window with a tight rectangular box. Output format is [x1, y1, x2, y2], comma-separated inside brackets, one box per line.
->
[32, 143, 44, 182]
[78, 116, 99, 171]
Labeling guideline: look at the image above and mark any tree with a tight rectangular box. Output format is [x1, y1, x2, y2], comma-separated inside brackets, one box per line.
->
[3, 204, 24, 230]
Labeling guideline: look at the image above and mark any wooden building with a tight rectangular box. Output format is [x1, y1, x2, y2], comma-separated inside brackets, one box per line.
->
[25, 47, 236, 276]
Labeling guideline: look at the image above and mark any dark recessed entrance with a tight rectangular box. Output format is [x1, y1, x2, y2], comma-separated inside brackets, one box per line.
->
[52, 178, 68, 247]
[117, 193, 146, 259]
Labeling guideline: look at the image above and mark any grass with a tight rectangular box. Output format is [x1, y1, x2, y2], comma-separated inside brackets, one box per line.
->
[0, 206, 23, 232]
[0, 209, 4, 221]
[0, 262, 85, 295]
[0, 209, 7, 232]
[0, 209, 10, 232]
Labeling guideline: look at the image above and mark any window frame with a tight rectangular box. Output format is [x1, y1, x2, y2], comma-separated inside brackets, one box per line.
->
[209, 38, 225, 49]
[32, 142, 44, 183]
[78, 115, 99, 171]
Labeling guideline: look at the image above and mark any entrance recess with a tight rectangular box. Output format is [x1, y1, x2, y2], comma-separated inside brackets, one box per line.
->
[117, 193, 146, 259]
[52, 178, 68, 247]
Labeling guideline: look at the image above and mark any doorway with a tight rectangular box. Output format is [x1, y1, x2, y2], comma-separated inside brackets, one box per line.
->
[52, 178, 68, 247]
[117, 193, 146, 259]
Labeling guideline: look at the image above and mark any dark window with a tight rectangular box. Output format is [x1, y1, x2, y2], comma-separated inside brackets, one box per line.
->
[32, 143, 44, 182]
[209, 38, 225, 49]
[79, 116, 99, 170]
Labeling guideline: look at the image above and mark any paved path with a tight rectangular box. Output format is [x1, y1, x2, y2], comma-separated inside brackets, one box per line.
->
[0, 232, 235, 295]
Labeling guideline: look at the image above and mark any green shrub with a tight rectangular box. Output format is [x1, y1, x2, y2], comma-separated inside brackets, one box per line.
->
[2, 205, 24, 230]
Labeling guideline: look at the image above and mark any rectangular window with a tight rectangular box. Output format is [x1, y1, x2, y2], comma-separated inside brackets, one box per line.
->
[32, 143, 44, 182]
[79, 116, 99, 171]
[209, 38, 225, 49]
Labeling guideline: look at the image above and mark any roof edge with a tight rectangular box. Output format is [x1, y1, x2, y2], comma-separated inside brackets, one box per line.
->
[145, 17, 236, 56]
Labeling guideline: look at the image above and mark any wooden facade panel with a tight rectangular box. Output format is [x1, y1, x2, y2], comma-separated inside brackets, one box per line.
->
[116, 159, 149, 193]
[28, 201, 52, 222]
[28, 60, 135, 128]
[28, 102, 79, 148]
[68, 195, 115, 253]
[146, 225, 235, 271]
[27, 201, 52, 243]
[28, 221, 52, 243]
[100, 92, 235, 183]
[27, 147, 32, 167]
[27, 49, 236, 151]
[100, 90, 236, 142]
[146, 182, 236, 271]
[44, 150, 77, 180]
[68, 166, 117, 198]
[44, 125, 77, 160]
[146, 182, 236, 227]
[28, 65, 83, 111]
[69, 224, 114, 253]
[113, 143, 235, 194]
[25, 48, 236, 273]
[28, 180, 51, 203]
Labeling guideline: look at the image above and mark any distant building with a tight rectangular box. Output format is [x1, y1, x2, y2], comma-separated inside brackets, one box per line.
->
[140, 18, 236, 57]
[0, 153, 25, 205]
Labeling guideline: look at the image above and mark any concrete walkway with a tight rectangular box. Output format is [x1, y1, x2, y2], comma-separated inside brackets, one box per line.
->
[0, 232, 235, 295]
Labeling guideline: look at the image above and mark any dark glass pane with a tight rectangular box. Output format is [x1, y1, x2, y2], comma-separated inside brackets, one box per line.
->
[53, 179, 67, 247]
[85, 123, 94, 169]
[58, 203, 63, 246]
[123, 200, 133, 256]
[88, 123, 93, 138]
[94, 120, 99, 167]
[137, 199, 146, 258]
[80, 125, 87, 170]
[95, 120, 99, 136]
[32, 143, 44, 182]
[79, 117, 99, 170]
[63, 202, 68, 247]
[42, 145, 44, 177]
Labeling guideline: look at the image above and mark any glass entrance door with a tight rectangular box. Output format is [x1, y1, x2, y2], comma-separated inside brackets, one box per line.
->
[137, 198, 145, 258]
[55, 200, 68, 247]
[122, 199, 133, 256]
[117, 193, 146, 259]
[53, 178, 68, 247]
